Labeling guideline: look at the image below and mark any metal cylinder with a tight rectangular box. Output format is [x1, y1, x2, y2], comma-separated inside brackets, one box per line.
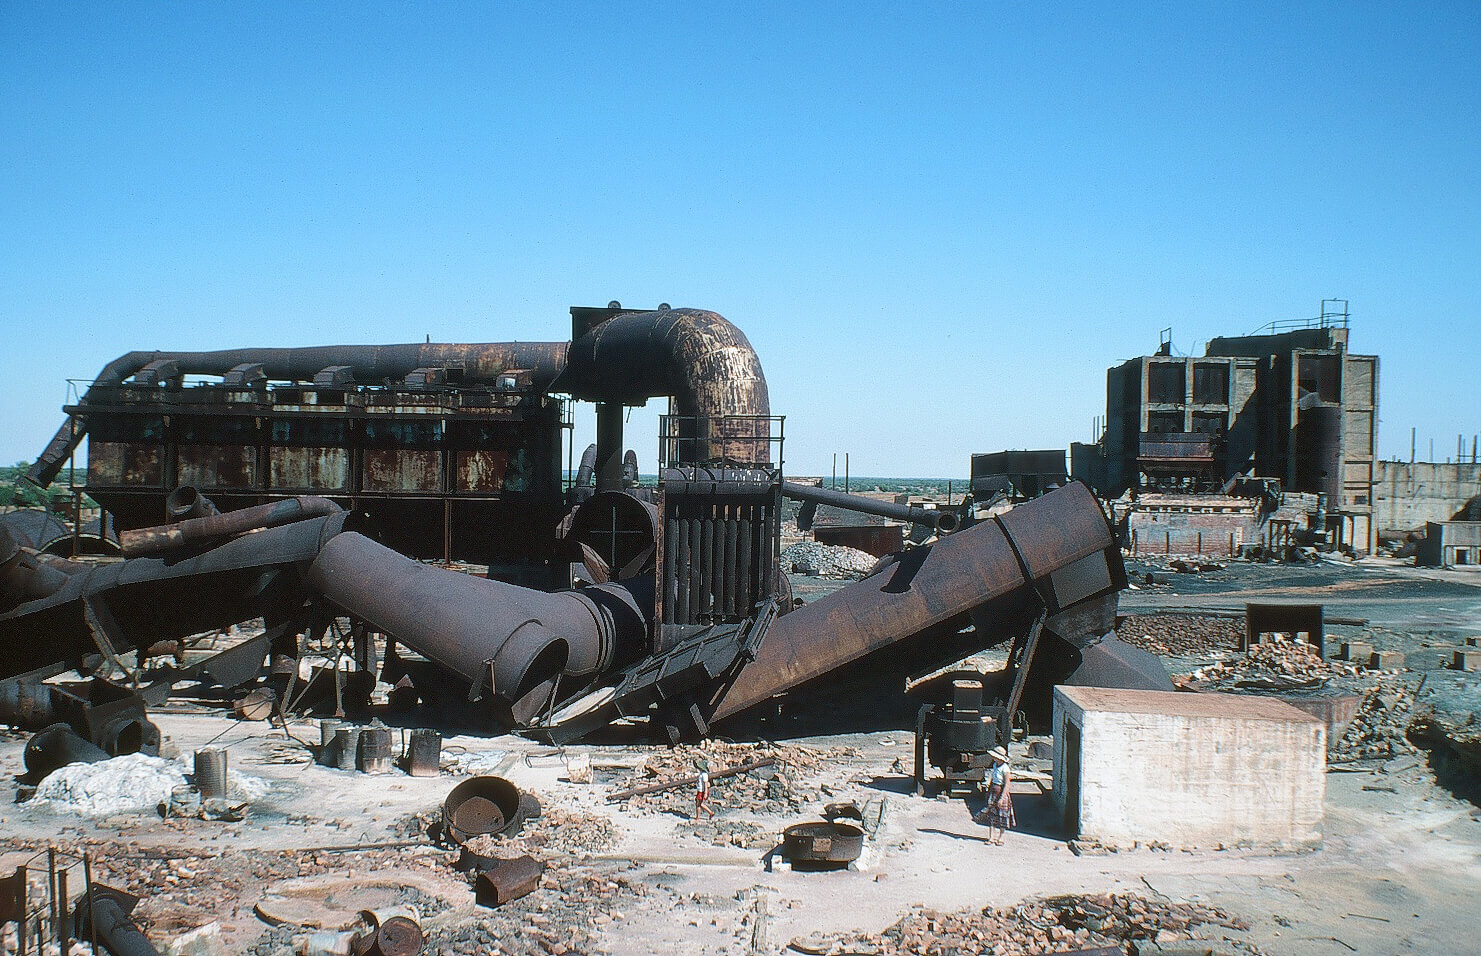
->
[783, 480, 959, 534]
[351, 916, 424, 956]
[405, 729, 441, 777]
[120, 496, 343, 558]
[23, 723, 109, 781]
[194, 748, 228, 800]
[334, 727, 362, 771]
[165, 485, 220, 522]
[74, 886, 163, 956]
[358, 723, 393, 774]
[319, 719, 342, 766]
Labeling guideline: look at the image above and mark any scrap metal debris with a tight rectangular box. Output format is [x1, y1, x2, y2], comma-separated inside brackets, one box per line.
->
[613, 742, 861, 817]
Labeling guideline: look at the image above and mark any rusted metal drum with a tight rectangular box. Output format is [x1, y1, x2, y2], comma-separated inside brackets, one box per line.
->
[318, 719, 342, 765]
[194, 748, 228, 800]
[334, 727, 361, 771]
[405, 729, 441, 777]
[350, 915, 424, 956]
[358, 723, 393, 773]
[442, 775, 523, 845]
[781, 821, 864, 868]
[473, 855, 545, 908]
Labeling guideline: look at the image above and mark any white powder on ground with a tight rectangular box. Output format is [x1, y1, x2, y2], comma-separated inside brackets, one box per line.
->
[29, 752, 272, 816]
[31, 753, 187, 816]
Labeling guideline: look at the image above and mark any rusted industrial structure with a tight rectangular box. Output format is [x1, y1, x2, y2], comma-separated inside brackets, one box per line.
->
[5, 304, 1157, 743]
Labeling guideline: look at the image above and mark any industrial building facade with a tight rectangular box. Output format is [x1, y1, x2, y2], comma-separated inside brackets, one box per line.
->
[1091, 313, 1378, 552]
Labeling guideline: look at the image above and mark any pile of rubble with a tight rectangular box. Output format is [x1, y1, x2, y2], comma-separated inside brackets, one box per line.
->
[615, 741, 859, 817]
[462, 805, 618, 858]
[781, 541, 877, 579]
[1333, 676, 1421, 762]
[813, 892, 1252, 955]
[1116, 614, 1243, 657]
[426, 864, 651, 956]
[1186, 639, 1361, 689]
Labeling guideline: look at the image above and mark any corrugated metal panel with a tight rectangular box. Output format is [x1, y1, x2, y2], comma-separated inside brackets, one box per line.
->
[88, 442, 164, 487]
[175, 444, 255, 489]
[363, 449, 441, 493]
[268, 447, 350, 490]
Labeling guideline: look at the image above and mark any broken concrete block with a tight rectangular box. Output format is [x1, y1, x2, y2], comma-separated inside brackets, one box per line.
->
[1369, 650, 1405, 671]
[1453, 650, 1481, 672]
[1341, 641, 1373, 663]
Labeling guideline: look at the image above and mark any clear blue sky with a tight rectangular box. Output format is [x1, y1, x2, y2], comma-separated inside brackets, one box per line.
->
[2, 3, 1477, 478]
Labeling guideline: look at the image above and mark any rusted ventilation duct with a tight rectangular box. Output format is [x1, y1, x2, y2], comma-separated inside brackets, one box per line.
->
[28, 342, 571, 487]
[306, 532, 650, 722]
[709, 482, 1126, 723]
[553, 308, 772, 466]
[0, 513, 359, 682]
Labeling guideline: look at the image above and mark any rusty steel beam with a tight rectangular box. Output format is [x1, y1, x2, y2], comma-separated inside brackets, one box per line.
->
[710, 482, 1124, 723]
[119, 496, 342, 557]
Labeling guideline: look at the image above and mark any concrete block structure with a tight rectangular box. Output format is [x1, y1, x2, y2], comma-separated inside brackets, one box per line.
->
[1417, 520, 1481, 567]
[1052, 686, 1325, 849]
[1088, 306, 1379, 553]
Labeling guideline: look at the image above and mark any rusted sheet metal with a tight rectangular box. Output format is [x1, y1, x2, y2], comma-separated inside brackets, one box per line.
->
[474, 856, 544, 908]
[710, 483, 1122, 723]
[87, 442, 164, 487]
[455, 449, 510, 492]
[120, 496, 341, 557]
[268, 446, 351, 490]
[175, 444, 255, 489]
[362, 449, 441, 493]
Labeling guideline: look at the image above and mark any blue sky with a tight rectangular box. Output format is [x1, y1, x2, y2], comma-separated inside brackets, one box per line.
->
[2, 3, 1477, 477]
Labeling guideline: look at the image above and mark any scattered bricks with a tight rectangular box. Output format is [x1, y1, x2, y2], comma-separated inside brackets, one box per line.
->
[1341, 641, 1374, 663]
[1370, 650, 1406, 671]
[1453, 650, 1481, 672]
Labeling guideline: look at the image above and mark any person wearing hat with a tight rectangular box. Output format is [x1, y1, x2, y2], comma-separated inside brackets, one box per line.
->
[976, 745, 1015, 844]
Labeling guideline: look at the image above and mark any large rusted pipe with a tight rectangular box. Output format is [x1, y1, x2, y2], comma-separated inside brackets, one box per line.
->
[710, 482, 1123, 722]
[165, 485, 220, 522]
[782, 481, 960, 534]
[120, 496, 342, 557]
[28, 341, 570, 487]
[553, 308, 771, 466]
[306, 532, 649, 719]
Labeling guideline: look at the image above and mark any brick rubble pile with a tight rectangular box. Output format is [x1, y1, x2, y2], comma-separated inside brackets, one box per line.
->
[1116, 614, 1243, 656]
[1187, 639, 1360, 688]
[615, 740, 859, 818]
[1333, 676, 1421, 761]
[816, 892, 1252, 955]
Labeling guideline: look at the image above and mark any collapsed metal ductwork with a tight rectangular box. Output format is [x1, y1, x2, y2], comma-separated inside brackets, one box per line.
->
[8, 304, 1159, 743]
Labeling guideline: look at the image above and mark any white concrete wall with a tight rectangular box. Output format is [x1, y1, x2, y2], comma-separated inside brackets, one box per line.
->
[1054, 691, 1325, 849]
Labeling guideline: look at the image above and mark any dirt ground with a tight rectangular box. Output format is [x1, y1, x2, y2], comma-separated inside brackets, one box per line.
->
[4, 557, 1481, 955]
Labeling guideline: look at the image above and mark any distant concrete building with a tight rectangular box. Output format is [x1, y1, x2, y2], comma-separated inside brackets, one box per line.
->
[1417, 521, 1481, 567]
[1053, 686, 1325, 849]
[1374, 461, 1481, 535]
[969, 450, 1068, 502]
[1087, 305, 1379, 552]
